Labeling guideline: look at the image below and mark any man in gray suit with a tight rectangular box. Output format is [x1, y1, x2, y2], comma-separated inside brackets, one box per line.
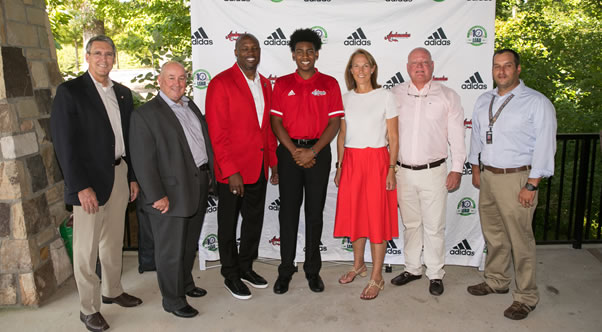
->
[129, 61, 215, 318]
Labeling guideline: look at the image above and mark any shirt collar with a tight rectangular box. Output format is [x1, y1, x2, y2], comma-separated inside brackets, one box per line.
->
[408, 79, 434, 95]
[159, 90, 189, 107]
[88, 71, 114, 89]
[237, 64, 261, 84]
[494, 79, 525, 97]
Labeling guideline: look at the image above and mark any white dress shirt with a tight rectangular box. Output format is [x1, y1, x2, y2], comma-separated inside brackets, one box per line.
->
[90, 72, 125, 160]
[468, 80, 557, 178]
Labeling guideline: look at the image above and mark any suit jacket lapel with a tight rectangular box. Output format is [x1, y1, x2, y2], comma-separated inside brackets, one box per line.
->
[155, 96, 195, 165]
[231, 64, 262, 130]
[82, 72, 112, 128]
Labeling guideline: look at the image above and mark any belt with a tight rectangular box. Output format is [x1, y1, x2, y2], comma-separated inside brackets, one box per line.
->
[291, 138, 318, 147]
[198, 163, 209, 171]
[397, 158, 446, 170]
[483, 165, 531, 174]
[115, 157, 122, 166]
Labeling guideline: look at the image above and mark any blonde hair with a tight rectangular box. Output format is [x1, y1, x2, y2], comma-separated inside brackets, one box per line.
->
[344, 49, 381, 91]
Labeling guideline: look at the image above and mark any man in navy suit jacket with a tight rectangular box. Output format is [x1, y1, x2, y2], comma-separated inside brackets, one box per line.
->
[51, 35, 142, 332]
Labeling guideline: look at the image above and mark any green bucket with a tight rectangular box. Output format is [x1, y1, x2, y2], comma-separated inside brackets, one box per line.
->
[59, 215, 74, 263]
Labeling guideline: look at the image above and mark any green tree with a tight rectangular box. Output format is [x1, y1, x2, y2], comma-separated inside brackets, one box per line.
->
[495, 0, 601, 133]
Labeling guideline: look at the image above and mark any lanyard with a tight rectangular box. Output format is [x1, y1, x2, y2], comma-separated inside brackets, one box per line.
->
[488, 93, 515, 129]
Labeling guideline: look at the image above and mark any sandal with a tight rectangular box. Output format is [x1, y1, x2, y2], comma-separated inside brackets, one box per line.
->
[360, 279, 384, 300]
[338, 264, 367, 284]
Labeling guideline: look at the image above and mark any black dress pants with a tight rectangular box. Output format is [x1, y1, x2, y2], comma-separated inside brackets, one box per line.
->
[147, 171, 209, 311]
[217, 166, 268, 280]
[277, 144, 331, 278]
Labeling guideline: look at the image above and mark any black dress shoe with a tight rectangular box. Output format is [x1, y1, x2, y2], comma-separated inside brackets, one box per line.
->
[241, 270, 268, 289]
[186, 287, 207, 297]
[390, 271, 422, 286]
[80, 312, 109, 332]
[429, 279, 444, 296]
[165, 304, 199, 318]
[101, 292, 143, 307]
[273, 276, 291, 294]
[225, 278, 252, 300]
[307, 274, 325, 293]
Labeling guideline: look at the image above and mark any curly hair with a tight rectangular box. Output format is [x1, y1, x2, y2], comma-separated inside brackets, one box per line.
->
[289, 28, 322, 52]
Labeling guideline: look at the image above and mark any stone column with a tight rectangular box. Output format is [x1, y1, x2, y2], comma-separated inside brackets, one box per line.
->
[0, 0, 72, 307]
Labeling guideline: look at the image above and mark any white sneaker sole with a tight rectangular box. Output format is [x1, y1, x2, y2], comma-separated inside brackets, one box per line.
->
[224, 285, 252, 300]
[241, 278, 269, 289]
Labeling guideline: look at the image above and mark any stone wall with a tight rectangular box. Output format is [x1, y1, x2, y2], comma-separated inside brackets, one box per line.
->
[0, 0, 72, 307]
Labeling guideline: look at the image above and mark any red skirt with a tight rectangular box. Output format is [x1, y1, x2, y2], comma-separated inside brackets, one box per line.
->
[333, 147, 399, 243]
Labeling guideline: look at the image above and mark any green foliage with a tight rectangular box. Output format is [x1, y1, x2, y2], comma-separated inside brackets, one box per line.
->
[495, 0, 601, 133]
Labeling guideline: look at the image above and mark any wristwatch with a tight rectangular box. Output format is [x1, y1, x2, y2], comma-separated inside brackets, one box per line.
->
[524, 183, 538, 191]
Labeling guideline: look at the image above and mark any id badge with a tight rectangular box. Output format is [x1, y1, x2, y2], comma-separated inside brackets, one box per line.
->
[486, 130, 493, 144]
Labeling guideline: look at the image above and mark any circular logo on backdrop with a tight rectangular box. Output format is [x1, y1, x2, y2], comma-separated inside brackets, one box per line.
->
[311, 26, 328, 44]
[202, 234, 218, 251]
[271, 0, 284, 2]
[341, 237, 353, 252]
[467, 25, 488, 46]
[193, 69, 211, 90]
[456, 197, 477, 216]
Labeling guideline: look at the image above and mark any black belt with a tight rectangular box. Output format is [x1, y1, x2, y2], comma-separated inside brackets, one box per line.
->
[115, 157, 122, 166]
[198, 163, 209, 171]
[291, 138, 318, 147]
[397, 158, 446, 170]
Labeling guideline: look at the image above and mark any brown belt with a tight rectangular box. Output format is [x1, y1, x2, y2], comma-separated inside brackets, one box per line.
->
[483, 165, 531, 174]
[397, 158, 446, 170]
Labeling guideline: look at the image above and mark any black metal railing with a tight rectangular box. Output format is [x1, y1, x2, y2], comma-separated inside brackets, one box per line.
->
[534, 133, 601, 248]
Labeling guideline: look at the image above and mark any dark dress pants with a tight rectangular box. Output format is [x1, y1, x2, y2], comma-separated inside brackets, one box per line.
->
[277, 144, 331, 278]
[147, 171, 209, 311]
[217, 166, 268, 280]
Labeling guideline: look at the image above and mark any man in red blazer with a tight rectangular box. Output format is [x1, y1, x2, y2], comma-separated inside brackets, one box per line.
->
[205, 33, 278, 300]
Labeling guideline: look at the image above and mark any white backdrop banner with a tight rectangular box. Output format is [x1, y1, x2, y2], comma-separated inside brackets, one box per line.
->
[191, 0, 495, 270]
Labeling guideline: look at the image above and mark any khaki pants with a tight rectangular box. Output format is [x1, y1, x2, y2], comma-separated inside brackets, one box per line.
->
[479, 168, 539, 307]
[73, 162, 129, 315]
[396, 164, 447, 280]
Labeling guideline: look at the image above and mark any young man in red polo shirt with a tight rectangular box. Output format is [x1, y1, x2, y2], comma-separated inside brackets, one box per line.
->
[270, 28, 344, 294]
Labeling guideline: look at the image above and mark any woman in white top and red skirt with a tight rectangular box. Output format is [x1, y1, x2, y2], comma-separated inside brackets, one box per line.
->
[334, 49, 399, 300]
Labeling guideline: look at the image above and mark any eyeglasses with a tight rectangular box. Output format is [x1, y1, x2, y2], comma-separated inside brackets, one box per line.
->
[407, 82, 431, 98]
[88, 51, 115, 58]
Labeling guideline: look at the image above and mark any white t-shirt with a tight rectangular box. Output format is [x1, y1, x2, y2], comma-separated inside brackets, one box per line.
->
[342, 88, 398, 148]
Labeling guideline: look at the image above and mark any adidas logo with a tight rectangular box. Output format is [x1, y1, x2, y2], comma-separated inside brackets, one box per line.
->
[461, 72, 487, 90]
[268, 198, 280, 211]
[344, 28, 371, 46]
[424, 27, 451, 46]
[304, 241, 328, 252]
[386, 240, 402, 255]
[264, 28, 289, 46]
[191, 27, 213, 46]
[462, 161, 473, 176]
[287, 90, 295, 96]
[449, 239, 475, 256]
[383, 72, 405, 89]
[206, 196, 218, 213]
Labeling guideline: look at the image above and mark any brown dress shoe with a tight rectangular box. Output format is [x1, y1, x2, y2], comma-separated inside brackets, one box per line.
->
[102, 292, 143, 307]
[504, 301, 536, 320]
[80, 312, 109, 332]
[467, 282, 509, 296]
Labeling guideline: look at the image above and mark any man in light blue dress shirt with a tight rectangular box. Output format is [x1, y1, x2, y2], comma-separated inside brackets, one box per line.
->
[467, 49, 557, 320]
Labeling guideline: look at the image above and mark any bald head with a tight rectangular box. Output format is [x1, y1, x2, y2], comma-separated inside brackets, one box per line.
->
[407, 47, 434, 90]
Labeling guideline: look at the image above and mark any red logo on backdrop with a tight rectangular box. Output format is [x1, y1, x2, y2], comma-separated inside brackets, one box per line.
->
[269, 236, 280, 246]
[433, 76, 448, 81]
[464, 118, 472, 129]
[384, 31, 411, 42]
[267, 74, 278, 86]
[225, 31, 246, 41]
